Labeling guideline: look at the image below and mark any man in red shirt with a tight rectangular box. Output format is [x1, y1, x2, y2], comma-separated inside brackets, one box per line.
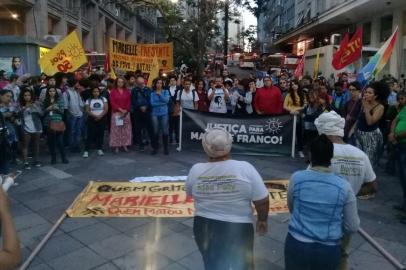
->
[254, 77, 283, 115]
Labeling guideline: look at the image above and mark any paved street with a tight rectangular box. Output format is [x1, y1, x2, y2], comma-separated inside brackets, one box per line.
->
[7, 144, 406, 270]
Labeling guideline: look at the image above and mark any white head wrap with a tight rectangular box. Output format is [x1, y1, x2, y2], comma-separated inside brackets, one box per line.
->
[202, 128, 233, 158]
[314, 111, 345, 137]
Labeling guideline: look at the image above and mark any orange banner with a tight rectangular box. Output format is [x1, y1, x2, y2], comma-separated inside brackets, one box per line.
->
[109, 38, 173, 75]
[66, 180, 289, 218]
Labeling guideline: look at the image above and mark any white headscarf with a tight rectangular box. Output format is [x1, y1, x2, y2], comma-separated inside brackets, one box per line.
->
[202, 128, 233, 158]
[314, 111, 345, 137]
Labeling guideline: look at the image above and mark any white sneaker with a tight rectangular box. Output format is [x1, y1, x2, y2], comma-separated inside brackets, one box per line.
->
[97, 150, 104, 156]
[298, 151, 305, 158]
[83, 151, 89, 158]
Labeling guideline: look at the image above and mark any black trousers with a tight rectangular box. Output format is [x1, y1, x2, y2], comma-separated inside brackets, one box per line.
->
[169, 115, 180, 142]
[85, 117, 106, 151]
[47, 130, 66, 160]
[193, 216, 254, 270]
[132, 111, 153, 146]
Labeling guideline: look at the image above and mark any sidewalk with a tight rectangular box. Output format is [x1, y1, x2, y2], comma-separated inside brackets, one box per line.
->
[7, 148, 406, 270]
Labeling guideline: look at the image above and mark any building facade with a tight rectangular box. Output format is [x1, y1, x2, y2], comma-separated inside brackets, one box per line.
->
[257, 0, 295, 53]
[0, 0, 159, 75]
[260, 0, 406, 78]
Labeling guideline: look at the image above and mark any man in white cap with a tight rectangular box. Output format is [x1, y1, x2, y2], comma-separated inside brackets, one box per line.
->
[186, 128, 269, 270]
[315, 111, 377, 270]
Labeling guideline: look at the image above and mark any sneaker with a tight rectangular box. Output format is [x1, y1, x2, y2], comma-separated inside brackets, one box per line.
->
[62, 158, 69, 164]
[83, 151, 89, 158]
[97, 150, 104, 156]
[24, 162, 31, 170]
[298, 151, 305, 158]
[33, 162, 42, 168]
[393, 204, 406, 213]
[138, 145, 145, 152]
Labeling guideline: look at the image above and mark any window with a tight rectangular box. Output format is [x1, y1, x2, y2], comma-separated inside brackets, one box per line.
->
[363, 22, 371, 45]
[380, 15, 393, 42]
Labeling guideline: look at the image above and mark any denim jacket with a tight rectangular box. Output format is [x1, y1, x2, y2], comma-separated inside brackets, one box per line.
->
[150, 90, 170, 116]
[287, 168, 360, 245]
[131, 86, 151, 112]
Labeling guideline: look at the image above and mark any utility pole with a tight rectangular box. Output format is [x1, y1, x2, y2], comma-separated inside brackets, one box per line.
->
[223, 0, 229, 65]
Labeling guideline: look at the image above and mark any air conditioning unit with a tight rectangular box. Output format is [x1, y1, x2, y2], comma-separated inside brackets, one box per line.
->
[43, 35, 62, 43]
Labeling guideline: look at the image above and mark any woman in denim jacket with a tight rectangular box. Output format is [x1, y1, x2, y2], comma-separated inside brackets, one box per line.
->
[285, 134, 360, 270]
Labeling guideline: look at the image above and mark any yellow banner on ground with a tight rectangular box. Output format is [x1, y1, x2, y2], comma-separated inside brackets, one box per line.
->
[109, 38, 173, 74]
[66, 180, 289, 218]
[38, 31, 87, 75]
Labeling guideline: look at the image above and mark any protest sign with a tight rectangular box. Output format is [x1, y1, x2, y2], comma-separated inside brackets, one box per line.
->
[66, 180, 289, 218]
[109, 38, 173, 77]
[38, 31, 87, 75]
[181, 109, 294, 156]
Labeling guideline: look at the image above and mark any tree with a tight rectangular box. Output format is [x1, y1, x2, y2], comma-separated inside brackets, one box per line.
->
[238, 25, 257, 52]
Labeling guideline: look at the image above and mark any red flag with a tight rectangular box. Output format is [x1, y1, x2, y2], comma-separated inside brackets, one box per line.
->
[104, 53, 110, 73]
[294, 57, 304, 78]
[332, 27, 363, 70]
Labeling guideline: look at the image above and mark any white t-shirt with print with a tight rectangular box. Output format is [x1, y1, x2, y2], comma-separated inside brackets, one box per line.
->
[177, 89, 199, 110]
[86, 97, 107, 116]
[186, 160, 269, 223]
[331, 143, 376, 194]
[208, 88, 228, 113]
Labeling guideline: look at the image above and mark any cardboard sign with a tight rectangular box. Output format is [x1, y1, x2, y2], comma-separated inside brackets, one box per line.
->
[66, 180, 289, 218]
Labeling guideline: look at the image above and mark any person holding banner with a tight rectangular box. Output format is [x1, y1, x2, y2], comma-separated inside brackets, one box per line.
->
[186, 128, 269, 270]
[254, 76, 283, 115]
[285, 134, 360, 270]
[109, 77, 132, 153]
[150, 78, 170, 155]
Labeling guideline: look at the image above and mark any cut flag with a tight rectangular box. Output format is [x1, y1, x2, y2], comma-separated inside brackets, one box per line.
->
[332, 27, 363, 70]
[313, 50, 320, 79]
[357, 27, 398, 84]
[294, 57, 304, 79]
[147, 56, 160, 88]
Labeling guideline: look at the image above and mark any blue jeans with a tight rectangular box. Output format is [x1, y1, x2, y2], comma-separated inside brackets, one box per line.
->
[193, 216, 254, 270]
[68, 115, 83, 149]
[151, 114, 169, 136]
[395, 143, 406, 201]
[285, 233, 340, 270]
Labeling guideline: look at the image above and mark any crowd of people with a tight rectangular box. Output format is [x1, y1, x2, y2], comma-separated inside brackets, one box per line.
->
[0, 64, 405, 269]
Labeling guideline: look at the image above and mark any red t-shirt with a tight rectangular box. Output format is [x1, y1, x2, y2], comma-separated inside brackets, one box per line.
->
[196, 90, 209, 112]
[254, 86, 283, 115]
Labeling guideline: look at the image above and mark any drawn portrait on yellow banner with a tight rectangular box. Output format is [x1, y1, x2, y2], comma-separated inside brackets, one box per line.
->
[38, 31, 87, 75]
[109, 38, 173, 76]
[66, 180, 289, 218]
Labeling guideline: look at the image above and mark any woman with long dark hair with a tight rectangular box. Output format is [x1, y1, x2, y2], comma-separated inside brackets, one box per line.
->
[18, 87, 43, 169]
[355, 81, 389, 167]
[83, 86, 108, 158]
[43, 87, 68, 164]
[195, 79, 209, 112]
[284, 80, 306, 157]
[150, 78, 170, 155]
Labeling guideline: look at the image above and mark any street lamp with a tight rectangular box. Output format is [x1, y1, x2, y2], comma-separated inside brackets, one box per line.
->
[11, 13, 19, 19]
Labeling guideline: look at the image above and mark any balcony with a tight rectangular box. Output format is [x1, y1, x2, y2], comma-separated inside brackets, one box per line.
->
[136, 7, 157, 28]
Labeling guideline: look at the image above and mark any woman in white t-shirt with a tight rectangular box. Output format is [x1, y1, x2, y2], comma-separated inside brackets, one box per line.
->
[186, 128, 269, 270]
[83, 86, 108, 158]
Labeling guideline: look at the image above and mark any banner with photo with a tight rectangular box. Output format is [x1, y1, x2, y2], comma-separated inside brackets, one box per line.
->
[109, 38, 173, 79]
[66, 180, 289, 218]
[181, 109, 294, 156]
[0, 57, 25, 76]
